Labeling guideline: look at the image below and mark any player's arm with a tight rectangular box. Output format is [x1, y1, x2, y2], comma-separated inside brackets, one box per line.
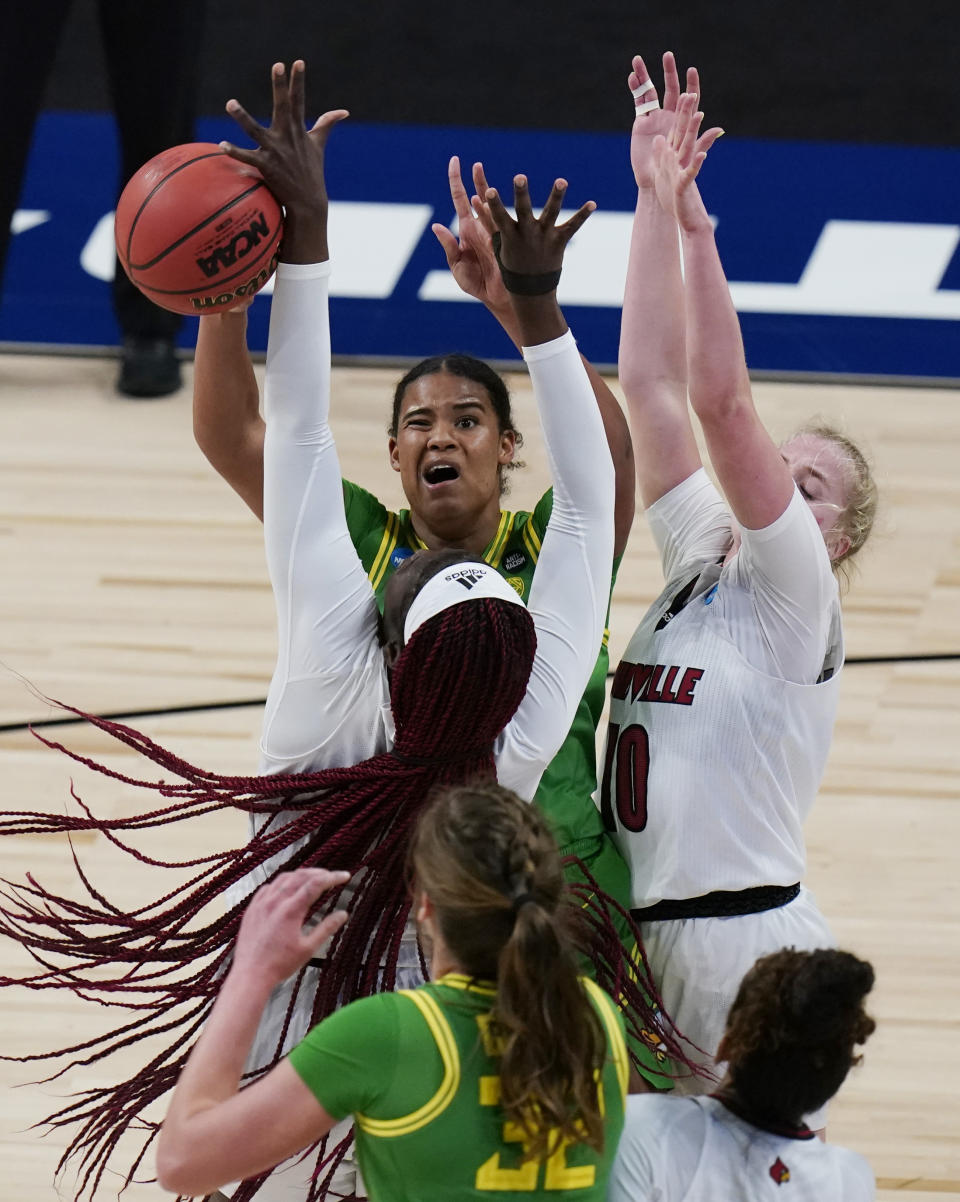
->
[193, 308, 266, 520]
[191, 51, 348, 525]
[482, 177, 615, 794]
[659, 96, 794, 531]
[434, 157, 634, 556]
[220, 62, 378, 764]
[156, 869, 349, 1197]
[618, 52, 721, 509]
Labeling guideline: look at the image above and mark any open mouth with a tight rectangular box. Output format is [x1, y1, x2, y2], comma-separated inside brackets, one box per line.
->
[423, 464, 460, 486]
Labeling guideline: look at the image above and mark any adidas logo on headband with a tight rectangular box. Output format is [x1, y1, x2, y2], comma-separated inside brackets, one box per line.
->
[403, 561, 526, 643]
[448, 570, 485, 590]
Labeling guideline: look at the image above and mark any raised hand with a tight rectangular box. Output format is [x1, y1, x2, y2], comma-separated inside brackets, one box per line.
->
[651, 93, 721, 233]
[231, 868, 350, 987]
[628, 51, 722, 195]
[220, 60, 348, 262]
[431, 156, 511, 313]
[629, 51, 697, 190]
[478, 174, 594, 346]
[482, 174, 594, 284]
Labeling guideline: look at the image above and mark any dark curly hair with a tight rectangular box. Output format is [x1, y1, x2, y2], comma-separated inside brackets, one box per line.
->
[720, 948, 876, 1124]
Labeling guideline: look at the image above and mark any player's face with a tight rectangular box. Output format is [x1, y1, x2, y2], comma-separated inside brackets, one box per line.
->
[779, 433, 851, 561]
[388, 372, 516, 535]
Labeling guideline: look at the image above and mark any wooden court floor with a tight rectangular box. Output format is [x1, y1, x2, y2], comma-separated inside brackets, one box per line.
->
[0, 348, 958, 1199]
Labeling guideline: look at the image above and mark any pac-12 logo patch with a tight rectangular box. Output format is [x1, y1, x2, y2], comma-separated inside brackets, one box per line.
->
[507, 576, 525, 597]
[504, 551, 527, 572]
[769, 1157, 791, 1185]
[390, 548, 414, 569]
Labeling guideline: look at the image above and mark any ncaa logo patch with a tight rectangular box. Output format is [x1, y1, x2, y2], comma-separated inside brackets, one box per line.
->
[507, 576, 525, 597]
[504, 551, 527, 572]
[390, 548, 414, 569]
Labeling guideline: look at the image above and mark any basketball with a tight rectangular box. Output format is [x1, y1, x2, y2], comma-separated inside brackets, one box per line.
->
[115, 143, 283, 316]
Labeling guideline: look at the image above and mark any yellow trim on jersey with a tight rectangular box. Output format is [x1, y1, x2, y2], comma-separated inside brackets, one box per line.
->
[368, 511, 401, 592]
[483, 510, 513, 568]
[582, 977, 630, 1100]
[410, 524, 429, 551]
[601, 625, 610, 649]
[475, 1012, 507, 1057]
[521, 517, 542, 564]
[436, 972, 497, 997]
[354, 989, 461, 1138]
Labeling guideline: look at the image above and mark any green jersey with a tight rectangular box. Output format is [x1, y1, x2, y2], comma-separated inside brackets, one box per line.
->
[288, 973, 628, 1201]
[342, 480, 614, 856]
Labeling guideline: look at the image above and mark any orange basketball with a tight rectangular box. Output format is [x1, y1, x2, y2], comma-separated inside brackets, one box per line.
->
[115, 143, 283, 316]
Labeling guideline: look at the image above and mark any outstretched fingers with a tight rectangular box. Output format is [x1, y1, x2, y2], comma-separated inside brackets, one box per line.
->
[472, 160, 492, 199]
[483, 186, 511, 233]
[430, 221, 460, 266]
[556, 197, 596, 242]
[686, 65, 701, 107]
[676, 98, 704, 162]
[695, 124, 724, 159]
[284, 60, 306, 129]
[309, 107, 350, 148]
[447, 155, 473, 220]
[673, 95, 722, 172]
[630, 54, 660, 117]
[656, 104, 713, 203]
[221, 97, 267, 165]
[470, 164, 498, 236]
[512, 174, 534, 221]
[662, 50, 681, 111]
[537, 178, 568, 228]
[667, 93, 698, 155]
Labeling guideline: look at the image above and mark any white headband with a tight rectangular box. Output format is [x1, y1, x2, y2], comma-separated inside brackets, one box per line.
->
[403, 561, 525, 644]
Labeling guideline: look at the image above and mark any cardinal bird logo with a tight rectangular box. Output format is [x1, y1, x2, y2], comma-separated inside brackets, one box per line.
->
[769, 1157, 791, 1185]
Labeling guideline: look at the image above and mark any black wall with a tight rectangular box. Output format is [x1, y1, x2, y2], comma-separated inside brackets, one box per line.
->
[45, 0, 959, 145]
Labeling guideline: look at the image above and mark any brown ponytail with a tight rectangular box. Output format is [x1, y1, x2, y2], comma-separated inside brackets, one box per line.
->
[410, 782, 608, 1160]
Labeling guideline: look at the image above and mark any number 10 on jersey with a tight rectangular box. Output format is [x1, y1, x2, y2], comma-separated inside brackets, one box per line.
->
[599, 722, 650, 833]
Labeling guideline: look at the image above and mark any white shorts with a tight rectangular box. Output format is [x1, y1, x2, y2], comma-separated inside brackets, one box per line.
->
[642, 885, 834, 1126]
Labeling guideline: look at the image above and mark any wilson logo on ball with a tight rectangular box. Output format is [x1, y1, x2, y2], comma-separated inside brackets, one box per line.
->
[190, 255, 280, 311]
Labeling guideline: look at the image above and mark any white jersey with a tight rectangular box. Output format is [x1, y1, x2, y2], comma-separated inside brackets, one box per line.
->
[609, 1094, 875, 1202]
[605, 469, 843, 906]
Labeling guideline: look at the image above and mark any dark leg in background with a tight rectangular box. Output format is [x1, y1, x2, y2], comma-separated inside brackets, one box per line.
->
[99, 0, 207, 396]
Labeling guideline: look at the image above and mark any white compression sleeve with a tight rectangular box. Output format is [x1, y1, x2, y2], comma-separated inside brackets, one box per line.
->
[496, 330, 615, 798]
[260, 262, 381, 760]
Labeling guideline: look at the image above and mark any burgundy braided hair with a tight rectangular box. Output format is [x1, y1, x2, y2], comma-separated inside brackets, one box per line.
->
[0, 597, 694, 1200]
